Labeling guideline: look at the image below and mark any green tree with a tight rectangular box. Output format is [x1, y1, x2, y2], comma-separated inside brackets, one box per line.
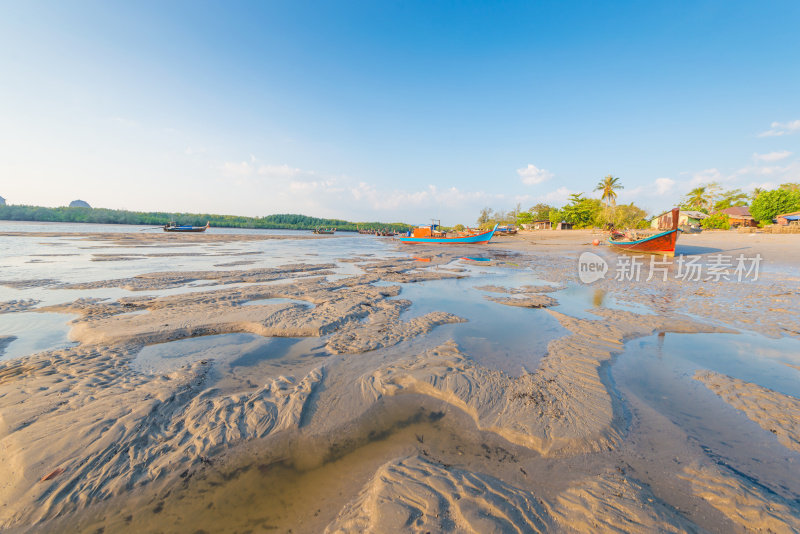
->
[528, 203, 553, 221]
[713, 189, 748, 211]
[516, 211, 533, 225]
[609, 203, 649, 229]
[682, 186, 710, 210]
[562, 193, 602, 228]
[702, 213, 731, 230]
[548, 208, 566, 225]
[750, 188, 800, 224]
[594, 175, 624, 207]
[476, 207, 493, 227]
[780, 182, 800, 192]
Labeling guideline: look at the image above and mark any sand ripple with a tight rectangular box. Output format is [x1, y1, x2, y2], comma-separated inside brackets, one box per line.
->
[0, 343, 321, 526]
[326, 455, 552, 533]
[0, 299, 40, 314]
[358, 310, 727, 456]
[679, 464, 800, 532]
[695, 370, 800, 453]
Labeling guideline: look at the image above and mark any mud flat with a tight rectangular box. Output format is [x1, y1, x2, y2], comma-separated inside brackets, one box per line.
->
[695, 370, 800, 453]
[0, 300, 40, 314]
[1, 227, 799, 532]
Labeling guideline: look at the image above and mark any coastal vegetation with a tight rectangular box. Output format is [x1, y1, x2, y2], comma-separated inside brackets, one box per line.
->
[750, 186, 800, 224]
[0, 204, 412, 233]
[478, 176, 648, 230]
[475, 178, 800, 231]
[700, 212, 731, 230]
[679, 182, 749, 213]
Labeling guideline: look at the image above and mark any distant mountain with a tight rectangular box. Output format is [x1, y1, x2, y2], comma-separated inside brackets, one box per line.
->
[69, 200, 91, 208]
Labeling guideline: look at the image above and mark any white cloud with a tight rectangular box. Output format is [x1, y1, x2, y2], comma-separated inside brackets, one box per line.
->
[517, 164, 553, 185]
[688, 168, 725, 185]
[753, 150, 792, 162]
[221, 159, 307, 181]
[655, 177, 675, 195]
[757, 119, 800, 137]
[539, 186, 572, 205]
[221, 160, 255, 177]
[742, 181, 779, 192]
[216, 156, 506, 223]
[257, 164, 303, 178]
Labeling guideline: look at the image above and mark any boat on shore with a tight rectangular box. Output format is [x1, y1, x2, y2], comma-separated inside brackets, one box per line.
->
[397, 223, 498, 244]
[496, 224, 517, 235]
[163, 221, 210, 233]
[608, 207, 680, 256]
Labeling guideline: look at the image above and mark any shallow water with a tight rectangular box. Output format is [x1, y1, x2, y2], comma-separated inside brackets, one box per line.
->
[0, 311, 77, 360]
[391, 272, 564, 374]
[387, 266, 655, 375]
[614, 331, 800, 502]
[0, 222, 396, 361]
[242, 297, 314, 308]
[57, 395, 526, 534]
[131, 333, 323, 374]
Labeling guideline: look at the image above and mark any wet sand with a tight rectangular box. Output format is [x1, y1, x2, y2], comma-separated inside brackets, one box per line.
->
[0, 228, 799, 532]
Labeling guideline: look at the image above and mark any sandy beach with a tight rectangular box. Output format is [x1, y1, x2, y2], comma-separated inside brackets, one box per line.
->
[1, 225, 799, 533]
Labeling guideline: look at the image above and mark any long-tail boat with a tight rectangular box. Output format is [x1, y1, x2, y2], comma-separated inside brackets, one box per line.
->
[163, 221, 210, 232]
[608, 207, 680, 257]
[397, 224, 498, 244]
[313, 227, 336, 234]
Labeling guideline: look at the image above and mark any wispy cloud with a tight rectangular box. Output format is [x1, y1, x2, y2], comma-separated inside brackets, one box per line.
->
[757, 120, 800, 137]
[655, 177, 675, 195]
[753, 150, 792, 162]
[517, 164, 553, 185]
[257, 164, 303, 178]
[217, 156, 505, 223]
[537, 186, 572, 205]
[220, 159, 306, 180]
[687, 168, 726, 186]
[221, 160, 255, 178]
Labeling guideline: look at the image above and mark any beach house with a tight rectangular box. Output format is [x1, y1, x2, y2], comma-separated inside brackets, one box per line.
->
[776, 211, 800, 225]
[718, 206, 757, 227]
[651, 210, 708, 230]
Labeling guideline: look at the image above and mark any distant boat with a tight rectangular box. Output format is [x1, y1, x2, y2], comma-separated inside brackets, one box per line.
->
[609, 208, 680, 257]
[496, 225, 517, 235]
[313, 227, 336, 234]
[397, 224, 498, 244]
[163, 221, 209, 233]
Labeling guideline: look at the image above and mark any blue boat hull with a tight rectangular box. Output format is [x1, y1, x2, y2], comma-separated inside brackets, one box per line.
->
[397, 225, 497, 244]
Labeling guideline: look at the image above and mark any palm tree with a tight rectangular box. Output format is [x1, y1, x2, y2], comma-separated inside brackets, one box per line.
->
[684, 186, 710, 210]
[594, 175, 624, 207]
[750, 187, 764, 202]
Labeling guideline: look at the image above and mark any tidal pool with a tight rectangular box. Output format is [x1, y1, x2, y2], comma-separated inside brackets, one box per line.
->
[613, 330, 800, 506]
[132, 333, 326, 374]
[0, 311, 77, 360]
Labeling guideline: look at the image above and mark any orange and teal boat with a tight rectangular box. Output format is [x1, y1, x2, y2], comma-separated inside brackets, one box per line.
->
[397, 224, 498, 244]
[608, 208, 680, 257]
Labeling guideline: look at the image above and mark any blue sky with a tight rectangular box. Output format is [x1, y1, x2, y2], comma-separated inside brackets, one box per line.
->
[1, 1, 799, 224]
